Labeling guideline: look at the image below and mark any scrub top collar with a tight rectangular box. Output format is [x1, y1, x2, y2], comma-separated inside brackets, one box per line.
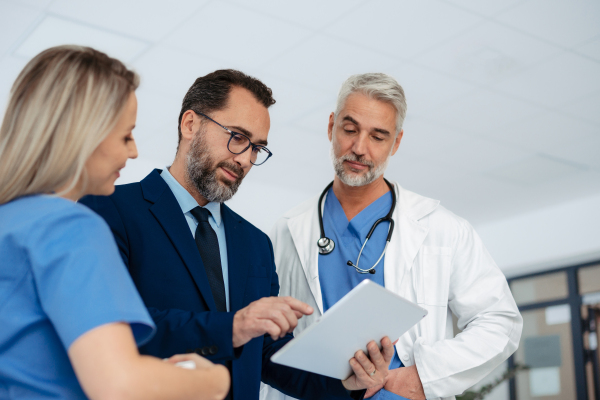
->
[161, 167, 222, 227]
[325, 187, 392, 241]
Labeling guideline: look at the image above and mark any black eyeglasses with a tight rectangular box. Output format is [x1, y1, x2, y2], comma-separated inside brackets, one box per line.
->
[194, 111, 273, 166]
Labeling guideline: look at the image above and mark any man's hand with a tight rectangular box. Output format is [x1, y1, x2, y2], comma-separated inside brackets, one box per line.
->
[232, 296, 313, 348]
[341, 337, 395, 391]
[365, 365, 425, 399]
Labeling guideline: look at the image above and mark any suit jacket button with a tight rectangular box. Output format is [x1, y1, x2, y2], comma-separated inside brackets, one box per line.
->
[201, 347, 210, 356]
[209, 345, 218, 355]
[195, 348, 203, 355]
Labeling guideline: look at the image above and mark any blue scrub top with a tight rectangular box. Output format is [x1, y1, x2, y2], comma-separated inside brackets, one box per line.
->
[0, 195, 155, 399]
[318, 187, 407, 400]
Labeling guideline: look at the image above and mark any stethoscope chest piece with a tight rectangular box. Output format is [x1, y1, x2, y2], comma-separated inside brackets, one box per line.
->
[317, 179, 397, 274]
[317, 237, 335, 255]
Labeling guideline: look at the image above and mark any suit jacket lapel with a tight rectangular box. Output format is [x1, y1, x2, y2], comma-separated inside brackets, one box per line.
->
[221, 205, 249, 312]
[141, 170, 217, 311]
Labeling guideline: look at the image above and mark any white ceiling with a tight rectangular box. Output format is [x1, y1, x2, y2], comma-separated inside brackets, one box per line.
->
[1, 0, 599, 233]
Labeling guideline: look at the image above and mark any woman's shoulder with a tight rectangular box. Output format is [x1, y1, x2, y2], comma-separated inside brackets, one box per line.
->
[1, 195, 106, 235]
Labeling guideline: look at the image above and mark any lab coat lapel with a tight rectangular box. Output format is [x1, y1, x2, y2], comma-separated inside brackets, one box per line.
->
[141, 170, 218, 311]
[221, 205, 249, 312]
[383, 182, 439, 294]
[287, 197, 324, 314]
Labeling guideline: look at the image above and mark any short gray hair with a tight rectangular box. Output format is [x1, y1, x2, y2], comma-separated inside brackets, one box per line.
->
[334, 73, 407, 134]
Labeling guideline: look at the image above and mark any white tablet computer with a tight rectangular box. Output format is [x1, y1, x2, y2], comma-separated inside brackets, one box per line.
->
[270, 280, 427, 380]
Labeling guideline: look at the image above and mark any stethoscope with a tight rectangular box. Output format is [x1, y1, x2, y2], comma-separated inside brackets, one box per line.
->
[317, 179, 396, 274]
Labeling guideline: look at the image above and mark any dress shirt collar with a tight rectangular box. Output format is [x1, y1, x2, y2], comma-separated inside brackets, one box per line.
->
[160, 167, 222, 227]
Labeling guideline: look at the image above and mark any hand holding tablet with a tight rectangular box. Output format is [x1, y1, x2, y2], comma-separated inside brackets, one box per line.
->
[271, 280, 427, 380]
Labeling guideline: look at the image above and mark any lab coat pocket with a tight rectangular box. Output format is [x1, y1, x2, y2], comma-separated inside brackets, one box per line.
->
[414, 246, 452, 306]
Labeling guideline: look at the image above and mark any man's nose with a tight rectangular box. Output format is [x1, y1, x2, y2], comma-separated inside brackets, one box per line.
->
[232, 146, 253, 169]
[351, 132, 369, 156]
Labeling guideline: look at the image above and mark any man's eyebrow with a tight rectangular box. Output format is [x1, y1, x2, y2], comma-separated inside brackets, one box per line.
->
[342, 115, 390, 136]
[230, 125, 268, 146]
[374, 128, 391, 136]
[342, 115, 359, 125]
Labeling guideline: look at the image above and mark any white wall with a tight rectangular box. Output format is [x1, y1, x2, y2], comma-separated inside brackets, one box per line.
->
[476, 192, 600, 277]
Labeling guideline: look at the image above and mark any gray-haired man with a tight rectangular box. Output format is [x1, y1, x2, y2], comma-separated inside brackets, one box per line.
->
[264, 73, 522, 400]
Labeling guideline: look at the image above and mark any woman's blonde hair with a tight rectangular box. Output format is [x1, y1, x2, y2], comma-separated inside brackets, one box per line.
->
[0, 45, 139, 204]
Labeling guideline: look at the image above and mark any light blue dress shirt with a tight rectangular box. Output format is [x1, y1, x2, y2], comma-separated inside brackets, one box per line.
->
[161, 168, 230, 312]
[318, 187, 407, 400]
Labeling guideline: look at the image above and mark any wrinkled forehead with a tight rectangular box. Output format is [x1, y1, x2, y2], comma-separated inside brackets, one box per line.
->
[335, 92, 397, 129]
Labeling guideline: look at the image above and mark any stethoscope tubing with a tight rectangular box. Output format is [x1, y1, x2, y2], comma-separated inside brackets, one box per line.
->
[317, 178, 396, 274]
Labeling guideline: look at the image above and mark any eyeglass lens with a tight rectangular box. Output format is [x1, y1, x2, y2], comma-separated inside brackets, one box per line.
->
[228, 133, 270, 165]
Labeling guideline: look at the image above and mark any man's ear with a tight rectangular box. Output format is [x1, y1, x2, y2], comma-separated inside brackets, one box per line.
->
[327, 112, 335, 142]
[180, 110, 197, 141]
[391, 130, 403, 156]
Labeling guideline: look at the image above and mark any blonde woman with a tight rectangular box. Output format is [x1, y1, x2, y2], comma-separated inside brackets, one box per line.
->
[0, 46, 229, 400]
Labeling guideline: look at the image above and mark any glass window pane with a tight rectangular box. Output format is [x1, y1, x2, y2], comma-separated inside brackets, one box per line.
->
[510, 272, 568, 306]
[513, 307, 577, 400]
[578, 263, 600, 294]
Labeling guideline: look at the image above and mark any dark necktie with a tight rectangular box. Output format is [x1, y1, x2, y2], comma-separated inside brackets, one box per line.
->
[190, 206, 227, 312]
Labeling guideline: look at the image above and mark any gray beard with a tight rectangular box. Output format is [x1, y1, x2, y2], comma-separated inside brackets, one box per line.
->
[330, 146, 390, 187]
[185, 129, 244, 203]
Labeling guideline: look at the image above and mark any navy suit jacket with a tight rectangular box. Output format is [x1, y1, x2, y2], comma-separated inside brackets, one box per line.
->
[80, 170, 351, 400]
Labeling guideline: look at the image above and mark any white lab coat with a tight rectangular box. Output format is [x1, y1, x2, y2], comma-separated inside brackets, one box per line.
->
[260, 182, 522, 400]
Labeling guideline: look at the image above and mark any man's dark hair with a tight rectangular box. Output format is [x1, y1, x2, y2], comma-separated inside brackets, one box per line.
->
[177, 69, 276, 148]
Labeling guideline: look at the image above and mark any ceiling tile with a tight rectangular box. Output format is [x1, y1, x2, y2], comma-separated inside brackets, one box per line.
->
[224, 0, 367, 30]
[398, 117, 473, 159]
[492, 51, 600, 108]
[162, 1, 312, 69]
[427, 89, 543, 135]
[5, 0, 52, 8]
[132, 45, 241, 99]
[247, 126, 334, 196]
[386, 62, 477, 115]
[263, 33, 398, 95]
[495, 0, 600, 48]
[323, 0, 483, 58]
[291, 101, 337, 139]
[486, 154, 586, 185]
[491, 112, 600, 163]
[429, 136, 533, 173]
[443, 0, 523, 17]
[0, 1, 44, 57]
[387, 155, 470, 203]
[547, 133, 600, 170]
[574, 36, 600, 62]
[48, 0, 210, 42]
[562, 90, 600, 125]
[415, 20, 561, 86]
[14, 15, 149, 63]
[134, 87, 181, 147]
[264, 75, 333, 129]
